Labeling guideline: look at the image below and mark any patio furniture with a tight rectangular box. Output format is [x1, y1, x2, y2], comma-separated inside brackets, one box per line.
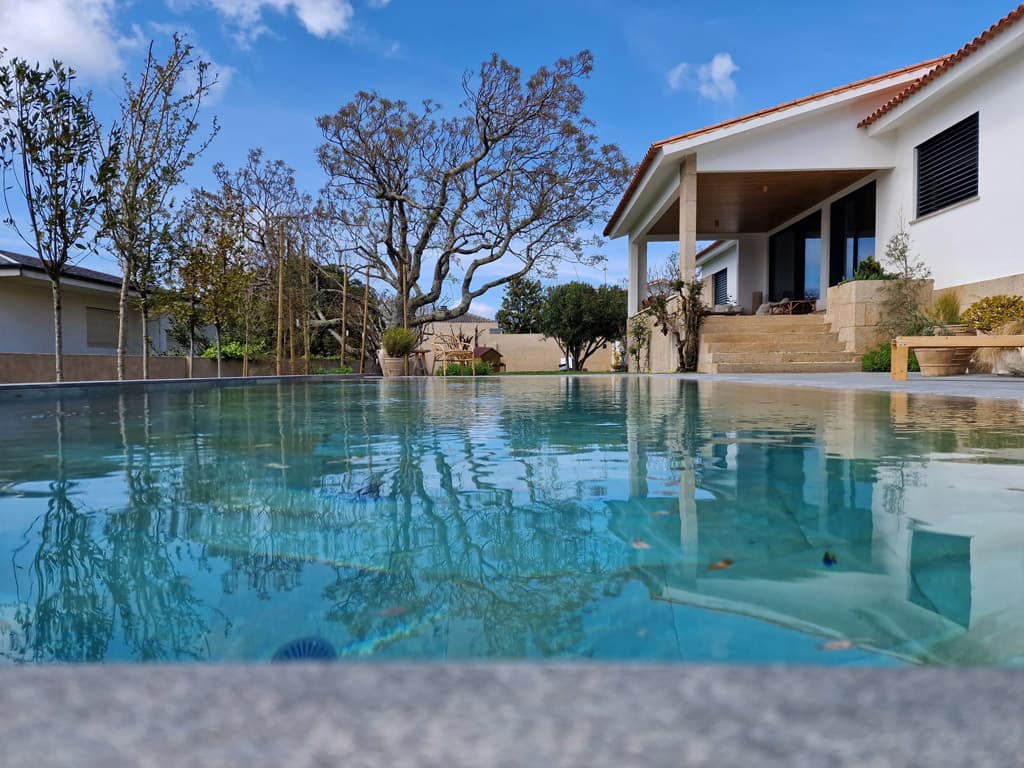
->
[890, 334, 1024, 381]
[432, 334, 476, 376]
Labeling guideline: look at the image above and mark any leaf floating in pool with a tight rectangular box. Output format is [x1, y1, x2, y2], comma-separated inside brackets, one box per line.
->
[823, 551, 838, 567]
[819, 639, 853, 651]
[707, 559, 734, 571]
[652, 510, 673, 517]
[252, 443, 273, 448]
[379, 605, 409, 617]
[631, 538, 651, 550]
[264, 462, 289, 470]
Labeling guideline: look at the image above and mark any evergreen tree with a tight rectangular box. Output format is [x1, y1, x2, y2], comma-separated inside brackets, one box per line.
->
[496, 276, 544, 333]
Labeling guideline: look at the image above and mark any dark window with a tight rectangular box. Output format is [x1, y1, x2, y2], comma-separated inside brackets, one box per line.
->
[916, 112, 978, 218]
[712, 268, 728, 305]
[769, 211, 821, 302]
[829, 181, 876, 285]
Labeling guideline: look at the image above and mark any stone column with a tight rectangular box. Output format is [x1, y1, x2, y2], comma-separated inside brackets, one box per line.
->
[678, 154, 698, 279]
[627, 237, 648, 316]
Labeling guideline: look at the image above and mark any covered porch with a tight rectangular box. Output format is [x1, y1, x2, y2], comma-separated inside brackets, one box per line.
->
[626, 161, 883, 316]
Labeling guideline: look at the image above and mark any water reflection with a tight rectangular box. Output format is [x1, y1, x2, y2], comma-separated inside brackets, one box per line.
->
[0, 378, 1023, 665]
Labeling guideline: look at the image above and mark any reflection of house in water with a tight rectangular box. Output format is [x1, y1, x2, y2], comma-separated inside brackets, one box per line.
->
[616, 378, 1024, 665]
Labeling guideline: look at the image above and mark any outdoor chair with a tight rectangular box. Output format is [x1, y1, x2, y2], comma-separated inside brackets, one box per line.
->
[431, 334, 476, 376]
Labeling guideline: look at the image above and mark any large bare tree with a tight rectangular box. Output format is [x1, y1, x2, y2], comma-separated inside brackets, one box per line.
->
[316, 51, 630, 327]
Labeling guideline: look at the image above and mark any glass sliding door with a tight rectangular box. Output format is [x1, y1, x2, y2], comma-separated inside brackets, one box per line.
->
[829, 181, 876, 285]
[769, 211, 822, 302]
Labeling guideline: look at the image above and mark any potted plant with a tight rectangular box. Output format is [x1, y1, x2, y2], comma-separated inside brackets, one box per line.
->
[916, 291, 972, 376]
[380, 326, 418, 377]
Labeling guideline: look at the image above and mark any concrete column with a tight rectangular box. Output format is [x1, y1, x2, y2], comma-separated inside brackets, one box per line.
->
[627, 237, 648, 316]
[678, 154, 698, 279]
[818, 204, 831, 309]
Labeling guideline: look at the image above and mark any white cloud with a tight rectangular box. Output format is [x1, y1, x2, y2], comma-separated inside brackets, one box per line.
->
[666, 52, 739, 102]
[366, 0, 390, 7]
[0, 0, 130, 79]
[194, 0, 355, 43]
[666, 62, 689, 91]
[469, 300, 497, 319]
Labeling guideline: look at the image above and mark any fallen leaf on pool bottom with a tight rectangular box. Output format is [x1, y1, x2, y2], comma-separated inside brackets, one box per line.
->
[652, 510, 673, 517]
[707, 559, 734, 571]
[379, 605, 409, 617]
[631, 538, 651, 550]
[819, 639, 853, 651]
[264, 462, 289, 470]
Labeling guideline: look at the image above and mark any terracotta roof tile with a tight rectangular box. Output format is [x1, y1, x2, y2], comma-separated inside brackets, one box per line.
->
[859, 4, 1024, 128]
[603, 57, 945, 238]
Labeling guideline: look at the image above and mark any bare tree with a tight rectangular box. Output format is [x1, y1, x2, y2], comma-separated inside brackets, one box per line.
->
[0, 57, 117, 381]
[316, 51, 630, 328]
[101, 34, 219, 380]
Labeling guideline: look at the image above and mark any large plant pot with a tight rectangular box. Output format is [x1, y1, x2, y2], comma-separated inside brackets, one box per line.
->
[915, 348, 968, 377]
[381, 356, 408, 377]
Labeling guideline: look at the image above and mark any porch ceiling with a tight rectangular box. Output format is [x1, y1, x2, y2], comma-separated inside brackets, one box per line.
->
[648, 170, 874, 236]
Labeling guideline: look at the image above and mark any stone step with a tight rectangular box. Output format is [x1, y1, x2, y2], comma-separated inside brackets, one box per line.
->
[707, 360, 863, 374]
[700, 330, 838, 345]
[703, 316, 828, 331]
[704, 351, 860, 364]
[701, 340, 847, 354]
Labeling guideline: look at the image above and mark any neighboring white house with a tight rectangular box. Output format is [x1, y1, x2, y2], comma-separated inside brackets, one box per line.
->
[0, 250, 169, 356]
[608, 5, 1024, 316]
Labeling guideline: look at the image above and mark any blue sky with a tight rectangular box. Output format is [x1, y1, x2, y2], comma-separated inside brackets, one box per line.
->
[0, 0, 1015, 317]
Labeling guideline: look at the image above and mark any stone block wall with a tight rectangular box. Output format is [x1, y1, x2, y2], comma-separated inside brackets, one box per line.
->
[825, 279, 934, 353]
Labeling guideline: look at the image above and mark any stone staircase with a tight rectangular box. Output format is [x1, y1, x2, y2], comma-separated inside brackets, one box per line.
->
[697, 314, 861, 373]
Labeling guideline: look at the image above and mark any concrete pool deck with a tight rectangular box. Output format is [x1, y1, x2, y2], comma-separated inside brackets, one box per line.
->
[2, 663, 1022, 767]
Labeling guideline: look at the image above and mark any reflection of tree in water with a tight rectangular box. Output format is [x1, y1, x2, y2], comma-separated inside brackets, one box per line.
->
[318, 382, 632, 658]
[14, 397, 212, 662]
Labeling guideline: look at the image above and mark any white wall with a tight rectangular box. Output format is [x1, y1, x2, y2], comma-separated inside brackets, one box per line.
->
[0, 274, 149, 355]
[736, 235, 769, 313]
[875, 51, 1024, 288]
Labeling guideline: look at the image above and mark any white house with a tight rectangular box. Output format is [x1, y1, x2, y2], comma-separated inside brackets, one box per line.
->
[609, 5, 1024, 319]
[0, 250, 169, 356]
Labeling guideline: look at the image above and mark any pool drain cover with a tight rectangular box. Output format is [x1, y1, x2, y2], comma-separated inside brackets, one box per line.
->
[272, 636, 337, 662]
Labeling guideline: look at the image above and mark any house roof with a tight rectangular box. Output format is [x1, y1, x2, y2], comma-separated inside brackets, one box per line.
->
[0, 249, 124, 289]
[446, 312, 495, 324]
[603, 57, 946, 237]
[859, 4, 1024, 127]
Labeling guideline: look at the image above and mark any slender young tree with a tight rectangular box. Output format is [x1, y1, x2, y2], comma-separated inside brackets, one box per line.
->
[0, 57, 117, 381]
[316, 51, 630, 328]
[101, 34, 219, 380]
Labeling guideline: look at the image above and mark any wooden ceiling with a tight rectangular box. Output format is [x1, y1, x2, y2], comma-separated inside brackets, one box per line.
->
[648, 170, 874, 236]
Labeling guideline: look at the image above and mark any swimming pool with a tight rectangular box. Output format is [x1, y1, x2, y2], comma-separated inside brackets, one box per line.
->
[1, 376, 1022, 665]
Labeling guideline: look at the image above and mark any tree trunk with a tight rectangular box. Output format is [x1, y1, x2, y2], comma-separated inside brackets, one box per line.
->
[140, 298, 150, 380]
[116, 273, 130, 380]
[215, 324, 222, 378]
[51, 277, 64, 383]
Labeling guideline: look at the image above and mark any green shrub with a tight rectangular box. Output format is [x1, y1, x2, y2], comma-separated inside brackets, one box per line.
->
[200, 341, 265, 360]
[861, 342, 919, 372]
[314, 365, 353, 375]
[437, 361, 491, 376]
[851, 256, 890, 281]
[381, 327, 418, 357]
[962, 295, 1024, 333]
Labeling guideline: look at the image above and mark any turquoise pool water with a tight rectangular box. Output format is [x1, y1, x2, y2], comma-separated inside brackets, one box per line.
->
[1, 377, 1023, 665]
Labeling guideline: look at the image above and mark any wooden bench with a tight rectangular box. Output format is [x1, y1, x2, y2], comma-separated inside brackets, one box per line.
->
[890, 334, 1024, 381]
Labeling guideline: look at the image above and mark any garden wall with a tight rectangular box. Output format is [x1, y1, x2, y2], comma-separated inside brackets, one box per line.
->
[825, 279, 934, 353]
[0, 354, 277, 384]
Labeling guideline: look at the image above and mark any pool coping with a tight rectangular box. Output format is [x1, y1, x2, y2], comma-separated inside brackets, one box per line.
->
[1, 662, 1021, 767]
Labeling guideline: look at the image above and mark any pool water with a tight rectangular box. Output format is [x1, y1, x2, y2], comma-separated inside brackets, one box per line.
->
[1, 376, 1023, 665]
